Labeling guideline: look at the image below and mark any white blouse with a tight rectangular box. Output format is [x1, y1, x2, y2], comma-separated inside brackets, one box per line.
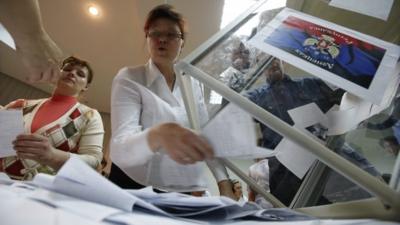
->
[110, 59, 221, 192]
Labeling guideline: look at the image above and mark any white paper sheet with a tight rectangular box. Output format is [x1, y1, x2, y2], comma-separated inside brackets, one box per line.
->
[33, 155, 166, 215]
[288, 103, 328, 129]
[0, 22, 16, 50]
[27, 187, 122, 222]
[128, 187, 236, 208]
[0, 190, 106, 225]
[127, 187, 242, 217]
[273, 103, 326, 179]
[274, 137, 316, 179]
[107, 211, 200, 225]
[329, 0, 394, 21]
[150, 154, 208, 190]
[248, 8, 400, 105]
[326, 73, 398, 136]
[0, 110, 24, 157]
[3, 183, 395, 224]
[6, 182, 120, 222]
[0, 172, 13, 184]
[202, 103, 275, 158]
[325, 106, 358, 135]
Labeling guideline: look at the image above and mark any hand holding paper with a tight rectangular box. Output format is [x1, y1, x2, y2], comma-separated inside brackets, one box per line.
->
[202, 103, 275, 159]
[13, 133, 69, 170]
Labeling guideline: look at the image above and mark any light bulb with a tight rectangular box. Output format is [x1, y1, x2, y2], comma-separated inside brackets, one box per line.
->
[88, 6, 99, 16]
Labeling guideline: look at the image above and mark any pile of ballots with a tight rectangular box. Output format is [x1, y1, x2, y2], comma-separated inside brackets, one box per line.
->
[4, 156, 314, 222]
[128, 187, 313, 221]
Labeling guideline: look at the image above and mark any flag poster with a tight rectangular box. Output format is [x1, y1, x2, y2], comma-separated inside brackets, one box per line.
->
[249, 8, 400, 104]
[265, 15, 385, 89]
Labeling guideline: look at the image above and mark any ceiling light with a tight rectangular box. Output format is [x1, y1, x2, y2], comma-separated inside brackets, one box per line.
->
[88, 6, 100, 16]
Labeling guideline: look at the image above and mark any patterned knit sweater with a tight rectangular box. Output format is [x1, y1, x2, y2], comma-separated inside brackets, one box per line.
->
[0, 98, 104, 180]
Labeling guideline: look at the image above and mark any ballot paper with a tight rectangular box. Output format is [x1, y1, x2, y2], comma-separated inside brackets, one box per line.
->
[30, 156, 314, 221]
[127, 188, 244, 217]
[105, 212, 199, 225]
[127, 186, 313, 220]
[272, 103, 327, 179]
[32, 155, 166, 215]
[0, 172, 13, 185]
[0, 110, 24, 157]
[0, 183, 391, 225]
[0, 195, 99, 225]
[202, 103, 275, 159]
[7, 183, 122, 222]
[149, 153, 208, 191]
[326, 74, 399, 136]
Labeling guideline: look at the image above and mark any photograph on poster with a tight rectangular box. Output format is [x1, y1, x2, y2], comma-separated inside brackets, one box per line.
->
[248, 8, 400, 104]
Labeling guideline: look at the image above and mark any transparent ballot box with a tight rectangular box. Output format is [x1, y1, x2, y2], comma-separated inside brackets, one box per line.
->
[174, 0, 400, 220]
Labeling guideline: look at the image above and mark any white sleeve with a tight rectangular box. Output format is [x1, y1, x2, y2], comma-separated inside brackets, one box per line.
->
[110, 69, 154, 169]
[206, 159, 229, 182]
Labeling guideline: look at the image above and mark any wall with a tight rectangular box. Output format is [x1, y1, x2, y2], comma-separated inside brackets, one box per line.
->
[287, 0, 400, 44]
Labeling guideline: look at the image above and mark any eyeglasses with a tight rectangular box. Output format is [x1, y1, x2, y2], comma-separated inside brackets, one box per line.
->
[62, 64, 87, 78]
[147, 31, 183, 41]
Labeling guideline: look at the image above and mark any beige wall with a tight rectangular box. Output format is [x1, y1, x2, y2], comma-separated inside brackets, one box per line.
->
[0, 72, 49, 106]
[287, 0, 400, 44]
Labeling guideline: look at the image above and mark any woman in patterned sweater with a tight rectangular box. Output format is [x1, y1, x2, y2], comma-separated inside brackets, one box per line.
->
[0, 56, 104, 180]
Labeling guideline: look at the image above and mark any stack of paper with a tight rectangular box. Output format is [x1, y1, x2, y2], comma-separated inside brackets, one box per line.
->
[32, 155, 166, 215]
[29, 156, 314, 221]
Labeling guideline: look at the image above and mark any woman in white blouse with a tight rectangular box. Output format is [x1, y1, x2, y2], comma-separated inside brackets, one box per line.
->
[110, 4, 235, 195]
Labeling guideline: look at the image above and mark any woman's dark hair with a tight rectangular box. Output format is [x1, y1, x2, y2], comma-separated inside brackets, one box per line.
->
[144, 4, 187, 40]
[230, 179, 240, 191]
[379, 136, 399, 156]
[379, 136, 399, 147]
[61, 56, 94, 85]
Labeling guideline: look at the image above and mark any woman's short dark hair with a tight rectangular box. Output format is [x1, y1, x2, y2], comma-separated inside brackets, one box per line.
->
[61, 56, 94, 84]
[379, 136, 399, 147]
[144, 4, 187, 40]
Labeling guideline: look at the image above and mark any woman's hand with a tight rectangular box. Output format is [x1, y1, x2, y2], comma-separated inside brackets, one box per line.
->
[148, 122, 214, 164]
[13, 134, 69, 170]
[218, 179, 238, 200]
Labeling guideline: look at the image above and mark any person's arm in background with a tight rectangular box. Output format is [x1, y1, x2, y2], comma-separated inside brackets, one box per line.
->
[0, 0, 64, 83]
[206, 159, 237, 200]
[248, 187, 256, 202]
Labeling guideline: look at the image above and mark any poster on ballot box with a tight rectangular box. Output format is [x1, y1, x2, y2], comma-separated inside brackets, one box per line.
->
[249, 8, 400, 105]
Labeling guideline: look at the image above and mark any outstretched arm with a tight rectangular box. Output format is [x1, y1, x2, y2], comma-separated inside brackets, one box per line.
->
[0, 0, 65, 83]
